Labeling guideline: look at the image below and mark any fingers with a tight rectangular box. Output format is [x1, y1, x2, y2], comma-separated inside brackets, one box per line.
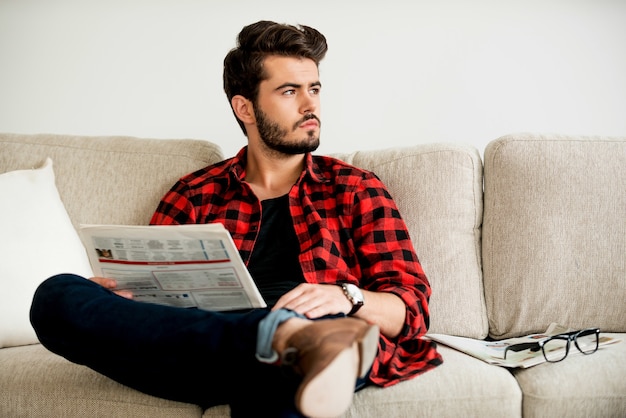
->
[88, 277, 134, 300]
[112, 290, 134, 300]
[273, 283, 349, 318]
[88, 276, 117, 289]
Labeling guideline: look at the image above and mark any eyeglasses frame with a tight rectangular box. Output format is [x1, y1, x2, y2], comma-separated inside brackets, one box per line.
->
[537, 327, 600, 363]
[503, 327, 600, 363]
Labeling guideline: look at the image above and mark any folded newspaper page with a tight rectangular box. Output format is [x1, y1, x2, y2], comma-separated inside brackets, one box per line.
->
[427, 323, 621, 368]
[79, 224, 266, 311]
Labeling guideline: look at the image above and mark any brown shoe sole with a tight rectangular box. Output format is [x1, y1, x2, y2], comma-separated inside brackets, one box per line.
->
[291, 318, 380, 417]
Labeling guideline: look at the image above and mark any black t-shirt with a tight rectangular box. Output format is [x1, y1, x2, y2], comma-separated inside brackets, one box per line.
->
[246, 194, 305, 307]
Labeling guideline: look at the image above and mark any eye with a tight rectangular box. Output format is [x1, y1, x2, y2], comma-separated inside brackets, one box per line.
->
[282, 89, 296, 96]
[309, 87, 321, 95]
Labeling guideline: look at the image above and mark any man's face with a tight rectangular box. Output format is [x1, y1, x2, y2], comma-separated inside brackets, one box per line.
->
[253, 56, 321, 155]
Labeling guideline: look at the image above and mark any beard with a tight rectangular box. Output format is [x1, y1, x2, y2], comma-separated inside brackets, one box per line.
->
[254, 108, 320, 155]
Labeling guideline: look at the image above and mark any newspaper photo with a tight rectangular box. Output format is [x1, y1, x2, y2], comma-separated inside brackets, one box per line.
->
[79, 224, 266, 311]
[427, 323, 621, 368]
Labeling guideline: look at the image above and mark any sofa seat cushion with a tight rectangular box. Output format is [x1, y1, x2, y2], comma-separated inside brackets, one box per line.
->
[1, 345, 523, 418]
[0, 344, 203, 417]
[512, 333, 626, 418]
[345, 345, 521, 417]
[201, 346, 522, 417]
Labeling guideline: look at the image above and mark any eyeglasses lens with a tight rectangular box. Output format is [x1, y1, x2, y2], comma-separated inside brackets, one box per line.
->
[575, 329, 599, 354]
[542, 337, 569, 362]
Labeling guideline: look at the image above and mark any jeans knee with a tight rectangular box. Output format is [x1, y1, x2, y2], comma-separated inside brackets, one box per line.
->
[30, 273, 88, 330]
[33, 273, 86, 302]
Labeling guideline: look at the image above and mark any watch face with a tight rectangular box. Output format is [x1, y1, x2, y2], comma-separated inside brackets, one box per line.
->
[343, 283, 364, 315]
[344, 283, 364, 304]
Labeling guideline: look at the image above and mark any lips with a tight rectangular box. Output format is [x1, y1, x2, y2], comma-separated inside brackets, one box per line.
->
[300, 120, 319, 129]
[297, 114, 320, 130]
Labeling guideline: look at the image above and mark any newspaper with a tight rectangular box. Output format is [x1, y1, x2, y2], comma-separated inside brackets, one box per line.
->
[79, 224, 266, 311]
[427, 323, 621, 368]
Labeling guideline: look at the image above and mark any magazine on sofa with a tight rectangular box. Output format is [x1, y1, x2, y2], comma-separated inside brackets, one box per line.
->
[79, 224, 266, 311]
[427, 323, 621, 368]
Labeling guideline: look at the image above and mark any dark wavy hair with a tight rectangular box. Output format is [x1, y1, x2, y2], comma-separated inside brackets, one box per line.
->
[223, 21, 328, 135]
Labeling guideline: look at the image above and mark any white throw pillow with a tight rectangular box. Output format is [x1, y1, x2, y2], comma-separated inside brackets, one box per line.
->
[0, 158, 93, 348]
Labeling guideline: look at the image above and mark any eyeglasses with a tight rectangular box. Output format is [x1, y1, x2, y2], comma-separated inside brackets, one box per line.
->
[503, 328, 600, 363]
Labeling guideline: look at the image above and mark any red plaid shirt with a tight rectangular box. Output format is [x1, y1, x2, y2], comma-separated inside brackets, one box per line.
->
[150, 147, 442, 386]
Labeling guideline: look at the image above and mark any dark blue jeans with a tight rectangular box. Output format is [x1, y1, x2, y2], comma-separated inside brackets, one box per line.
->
[30, 274, 307, 416]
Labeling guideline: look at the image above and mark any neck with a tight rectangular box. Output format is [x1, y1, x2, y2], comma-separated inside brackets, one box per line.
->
[244, 144, 306, 201]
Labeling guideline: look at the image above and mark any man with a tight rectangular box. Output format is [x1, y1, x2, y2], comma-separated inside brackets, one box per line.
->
[31, 21, 442, 417]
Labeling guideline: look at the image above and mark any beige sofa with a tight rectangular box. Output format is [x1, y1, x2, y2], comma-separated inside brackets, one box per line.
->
[1, 132, 624, 417]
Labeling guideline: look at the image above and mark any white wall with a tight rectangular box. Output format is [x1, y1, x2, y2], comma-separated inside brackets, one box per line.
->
[1, 0, 625, 158]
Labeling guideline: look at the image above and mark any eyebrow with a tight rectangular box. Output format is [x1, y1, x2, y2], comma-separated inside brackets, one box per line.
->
[275, 81, 322, 91]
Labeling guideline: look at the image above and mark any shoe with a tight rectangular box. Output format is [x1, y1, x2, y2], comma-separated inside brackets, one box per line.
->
[284, 317, 379, 418]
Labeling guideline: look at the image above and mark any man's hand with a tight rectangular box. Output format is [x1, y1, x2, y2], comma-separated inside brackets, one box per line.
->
[88, 277, 134, 300]
[273, 282, 407, 339]
[272, 283, 351, 319]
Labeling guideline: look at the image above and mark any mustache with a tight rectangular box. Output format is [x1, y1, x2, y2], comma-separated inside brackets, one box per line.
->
[293, 113, 321, 130]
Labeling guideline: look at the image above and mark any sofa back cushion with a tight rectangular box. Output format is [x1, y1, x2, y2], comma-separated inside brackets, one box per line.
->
[483, 134, 626, 339]
[0, 133, 223, 229]
[336, 144, 487, 338]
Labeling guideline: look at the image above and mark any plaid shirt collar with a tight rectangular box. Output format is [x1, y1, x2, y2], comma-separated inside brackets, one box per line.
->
[227, 147, 330, 187]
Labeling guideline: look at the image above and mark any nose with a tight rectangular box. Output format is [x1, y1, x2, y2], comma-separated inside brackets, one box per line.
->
[300, 94, 317, 115]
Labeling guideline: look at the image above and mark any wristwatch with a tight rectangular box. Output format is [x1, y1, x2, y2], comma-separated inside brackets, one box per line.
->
[341, 283, 364, 315]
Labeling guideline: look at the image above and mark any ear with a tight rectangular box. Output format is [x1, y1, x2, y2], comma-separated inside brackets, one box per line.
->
[231, 95, 255, 125]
